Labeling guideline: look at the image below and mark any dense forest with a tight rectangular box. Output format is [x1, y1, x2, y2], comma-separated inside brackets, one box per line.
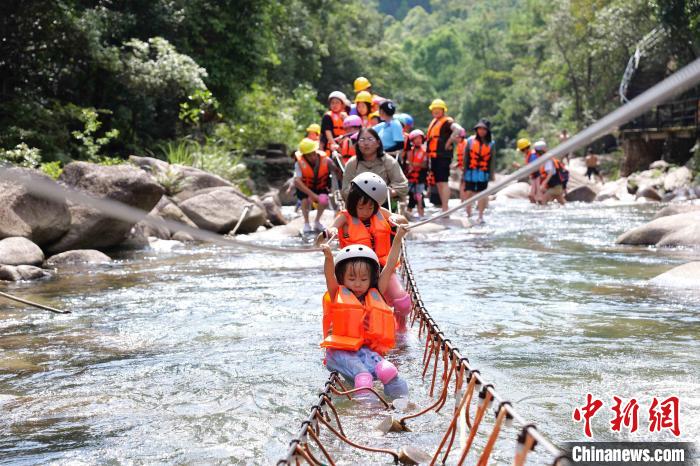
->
[1, 0, 698, 182]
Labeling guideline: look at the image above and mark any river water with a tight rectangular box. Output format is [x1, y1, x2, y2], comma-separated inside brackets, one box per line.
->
[1, 200, 698, 465]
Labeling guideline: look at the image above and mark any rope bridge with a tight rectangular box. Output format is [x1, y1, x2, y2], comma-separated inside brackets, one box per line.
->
[277, 243, 568, 466]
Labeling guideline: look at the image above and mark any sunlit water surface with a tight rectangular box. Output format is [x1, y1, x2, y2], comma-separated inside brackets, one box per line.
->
[1, 200, 698, 465]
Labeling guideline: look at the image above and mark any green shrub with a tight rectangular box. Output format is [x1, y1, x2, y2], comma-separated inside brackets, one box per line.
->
[0, 143, 41, 168]
[39, 161, 63, 179]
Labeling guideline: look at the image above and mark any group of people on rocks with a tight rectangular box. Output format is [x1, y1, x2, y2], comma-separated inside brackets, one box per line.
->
[296, 76, 593, 400]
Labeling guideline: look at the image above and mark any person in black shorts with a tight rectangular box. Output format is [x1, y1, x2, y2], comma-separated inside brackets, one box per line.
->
[425, 99, 463, 212]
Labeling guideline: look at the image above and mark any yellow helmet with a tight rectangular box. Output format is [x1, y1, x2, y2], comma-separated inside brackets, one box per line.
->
[428, 98, 448, 112]
[369, 111, 380, 120]
[517, 138, 531, 150]
[298, 138, 319, 155]
[355, 91, 373, 104]
[305, 123, 321, 135]
[353, 76, 371, 93]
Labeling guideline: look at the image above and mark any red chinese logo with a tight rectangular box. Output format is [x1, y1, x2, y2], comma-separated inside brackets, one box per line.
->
[573, 395, 681, 437]
[573, 393, 603, 438]
[649, 396, 680, 437]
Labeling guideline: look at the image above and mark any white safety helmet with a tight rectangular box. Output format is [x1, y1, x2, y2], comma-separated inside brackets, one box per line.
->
[328, 91, 349, 106]
[533, 140, 548, 152]
[334, 244, 380, 267]
[351, 172, 388, 205]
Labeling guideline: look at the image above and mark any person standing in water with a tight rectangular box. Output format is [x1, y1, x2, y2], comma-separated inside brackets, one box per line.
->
[425, 98, 463, 212]
[585, 148, 604, 183]
[463, 119, 495, 224]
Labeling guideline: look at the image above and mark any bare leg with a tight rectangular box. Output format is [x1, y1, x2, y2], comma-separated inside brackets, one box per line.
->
[464, 190, 474, 217]
[438, 182, 450, 212]
[301, 198, 311, 225]
[477, 196, 488, 221]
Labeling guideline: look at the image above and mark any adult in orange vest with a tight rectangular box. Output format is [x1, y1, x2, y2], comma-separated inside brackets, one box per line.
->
[426, 99, 464, 212]
[320, 234, 410, 398]
[321, 91, 349, 152]
[294, 138, 337, 233]
[463, 119, 495, 223]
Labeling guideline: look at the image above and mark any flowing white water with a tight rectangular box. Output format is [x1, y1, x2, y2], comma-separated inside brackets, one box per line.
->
[0, 200, 698, 465]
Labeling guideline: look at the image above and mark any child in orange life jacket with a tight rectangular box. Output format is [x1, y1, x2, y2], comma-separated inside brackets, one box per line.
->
[321, 173, 412, 332]
[320, 229, 410, 399]
[405, 129, 428, 218]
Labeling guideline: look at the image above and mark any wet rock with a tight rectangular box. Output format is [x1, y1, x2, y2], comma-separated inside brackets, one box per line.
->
[616, 211, 700, 247]
[595, 178, 633, 202]
[495, 182, 530, 200]
[178, 187, 266, 234]
[565, 185, 598, 203]
[0, 237, 44, 266]
[650, 262, 700, 288]
[0, 168, 71, 246]
[649, 160, 670, 170]
[652, 204, 700, 220]
[0, 265, 21, 281]
[663, 166, 693, 192]
[15, 265, 50, 280]
[635, 187, 662, 202]
[45, 249, 112, 267]
[171, 231, 195, 242]
[277, 178, 298, 206]
[156, 197, 198, 230]
[46, 162, 164, 254]
[260, 192, 287, 226]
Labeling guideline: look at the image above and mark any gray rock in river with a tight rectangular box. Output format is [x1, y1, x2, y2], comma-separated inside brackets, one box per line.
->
[0, 168, 71, 245]
[46, 162, 164, 254]
[0, 264, 50, 281]
[616, 211, 700, 247]
[652, 204, 700, 220]
[0, 237, 44, 266]
[650, 262, 700, 288]
[260, 191, 287, 226]
[565, 185, 598, 203]
[44, 249, 112, 267]
[178, 187, 266, 234]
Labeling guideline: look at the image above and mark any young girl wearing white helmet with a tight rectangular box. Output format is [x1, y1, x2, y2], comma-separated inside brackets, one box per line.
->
[319, 226, 409, 399]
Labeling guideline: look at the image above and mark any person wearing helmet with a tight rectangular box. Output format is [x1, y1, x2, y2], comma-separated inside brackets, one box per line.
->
[322, 172, 411, 332]
[338, 115, 363, 165]
[373, 101, 405, 154]
[404, 129, 428, 218]
[294, 138, 338, 233]
[354, 91, 373, 127]
[368, 111, 381, 127]
[350, 76, 387, 115]
[515, 138, 540, 203]
[321, 91, 349, 152]
[319, 226, 410, 399]
[305, 123, 321, 141]
[462, 119, 495, 223]
[426, 98, 464, 212]
[340, 127, 409, 206]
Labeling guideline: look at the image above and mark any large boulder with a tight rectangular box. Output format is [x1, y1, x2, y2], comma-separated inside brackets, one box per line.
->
[635, 186, 662, 202]
[0, 237, 44, 266]
[155, 196, 198, 231]
[178, 187, 266, 234]
[565, 185, 598, 203]
[129, 155, 232, 200]
[45, 249, 112, 267]
[650, 262, 700, 288]
[46, 162, 164, 254]
[0, 265, 49, 281]
[616, 211, 700, 247]
[0, 168, 71, 245]
[663, 166, 693, 192]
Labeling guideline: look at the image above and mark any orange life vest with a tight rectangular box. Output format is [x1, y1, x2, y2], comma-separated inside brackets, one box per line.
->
[296, 152, 330, 191]
[539, 158, 564, 184]
[406, 147, 428, 183]
[326, 110, 347, 138]
[426, 116, 453, 158]
[456, 139, 467, 169]
[467, 136, 492, 171]
[321, 286, 396, 355]
[340, 137, 355, 163]
[338, 210, 392, 266]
